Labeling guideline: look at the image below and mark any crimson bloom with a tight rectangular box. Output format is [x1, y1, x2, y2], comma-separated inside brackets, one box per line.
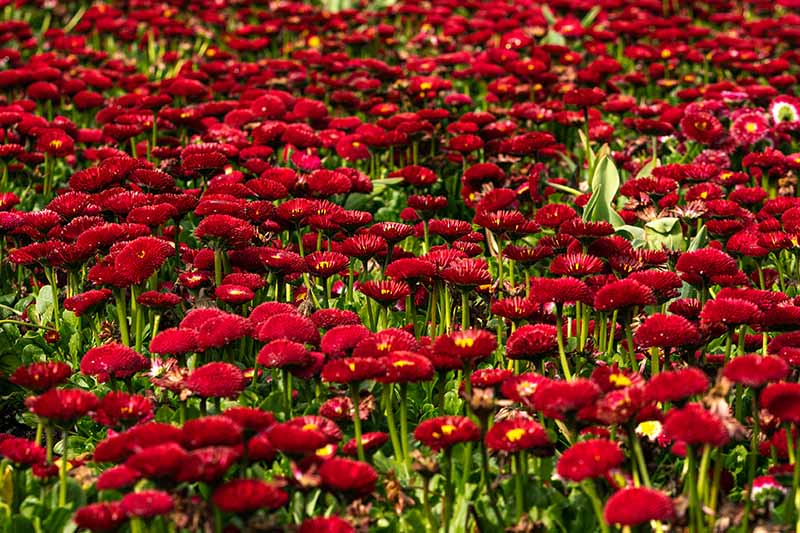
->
[485, 416, 551, 453]
[414, 416, 480, 451]
[212, 479, 288, 513]
[10, 361, 72, 391]
[74, 502, 127, 532]
[319, 457, 378, 497]
[643, 368, 709, 403]
[662, 403, 729, 447]
[604, 487, 675, 526]
[722, 355, 789, 388]
[186, 362, 246, 399]
[556, 439, 624, 481]
[80, 343, 149, 381]
[634, 314, 701, 349]
[120, 490, 174, 519]
[28, 388, 98, 424]
[761, 382, 800, 423]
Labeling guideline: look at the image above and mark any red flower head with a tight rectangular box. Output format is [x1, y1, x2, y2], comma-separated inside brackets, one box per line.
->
[680, 111, 724, 144]
[593, 279, 656, 312]
[321, 325, 372, 359]
[500, 373, 549, 403]
[266, 422, 329, 455]
[343, 432, 389, 457]
[305, 251, 349, 279]
[214, 284, 255, 305]
[258, 339, 311, 369]
[96, 465, 141, 491]
[176, 445, 242, 483]
[93, 391, 153, 428]
[414, 416, 480, 451]
[564, 87, 606, 107]
[761, 382, 800, 423]
[358, 280, 411, 305]
[195, 214, 255, 249]
[433, 329, 497, 362]
[319, 457, 378, 497]
[36, 128, 74, 157]
[28, 388, 98, 424]
[604, 487, 675, 526]
[322, 357, 386, 383]
[255, 313, 320, 346]
[529, 277, 592, 305]
[120, 490, 174, 519]
[222, 407, 275, 433]
[0, 437, 46, 466]
[212, 479, 288, 514]
[183, 415, 244, 449]
[63, 289, 112, 317]
[662, 403, 730, 447]
[550, 252, 604, 277]
[114, 237, 173, 286]
[299, 516, 355, 533]
[10, 361, 72, 392]
[74, 502, 127, 532]
[700, 297, 763, 329]
[312, 309, 362, 329]
[381, 351, 434, 383]
[80, 343, 149, 381]
[491, 297, 540, 322]
[643, 368, 708, 403]
[506, 324, 558, 360]
[531, 379, 601, 419]
[186, 362, 246, 399]
[676, 248, 739, 287]
[125, 442, 188, 479]
[556, 439, 624, 481]
[440, 258, 492, 288]
[485, 415, 551, 453]
[723, 355, 789, 388]
[730, 111, 768, 145]
[149, 328, 198, 356]
[353, 328, 419, 358]
[634, 314, 701, 349]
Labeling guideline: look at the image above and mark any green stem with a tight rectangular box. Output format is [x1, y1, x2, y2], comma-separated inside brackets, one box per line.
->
[513, 452, 524, 520]
[741, 394, 759, 532]
[113, 289, 130, 346]
[582, 480, 610, 533]
[461, 291, 469, 330]
[555, 305, 572, 380]
[399, 383, 410, 470]
[384, 385, 403, 466]
[59, 429, 68, 507]
[283, 370, 293, 418]
[350, 383, 365, 462]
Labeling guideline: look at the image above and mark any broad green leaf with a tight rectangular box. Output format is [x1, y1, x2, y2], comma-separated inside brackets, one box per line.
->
[582, 154, 624, 228]
[643, 217, 684, 251]
[634, 157, 659, 180]
[34, 286, 53, 324]
[616, 225, 646, 248]
[581, 6, 602, 27]
[680, 225, 708, 298]
[541, 30, 566, 46]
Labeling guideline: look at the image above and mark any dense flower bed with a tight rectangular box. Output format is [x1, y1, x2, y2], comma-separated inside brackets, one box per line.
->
[2, 0, 800, 531]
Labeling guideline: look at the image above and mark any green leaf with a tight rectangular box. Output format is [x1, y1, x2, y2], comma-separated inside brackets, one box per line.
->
[634, 157, 659, 180]
[43, 508, 73, 533]
[643, 217, 685, 251]
[580, 6, 602, 27]
[34, 286, 54, 324]
[582, 154, 624, 228]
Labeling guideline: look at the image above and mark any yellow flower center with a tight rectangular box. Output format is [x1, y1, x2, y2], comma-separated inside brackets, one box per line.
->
[454, 337, 474, 348]
[609, 374, 631, 387]
[441, 424, 456, 435]
[505, 428, 526, 442]
[393, 359, 413, 367]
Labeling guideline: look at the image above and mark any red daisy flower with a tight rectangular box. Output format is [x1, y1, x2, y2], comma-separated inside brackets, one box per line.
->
[485, 415, 550, 453]
[74, 502, 127, 532]
[643, 368, 709, 403]
[10, 361, 72, 392]
[149, 328, 198, 356]
[96, 465, 141, 491]
[319, 457, 378, 497]
[530, 379, 601, 420]
[28, 388, 98, 423]
[212, 478, 289, 513]
[321, 325, 372, 359]
[257, 339, 311, 369]
[125, 442, 188, 479]
[0, 437, 46, 466]
[506, 324, 558, 360]
[113, 236, 173, 286]
[604, 487, 675, 526]
[722, 355, 789, 388]
[529, 277, 592, 305]
[761, 382, 800, 423]
[120, 490, 174, 519]
[63, 289, 112, 317]
[183, 415, 244, 449]
[662, 403, 729, 446]
[186, 362, 246, 399]
[593, 279, 656, 312]
[80, 343, 149, 381]
[633, 314, 701, 349]
[556, 439, 624, 481]
[321, 357, 386, 383]
[414, 416, 480, 451]
[381, 351, 434, 383]
[299, 516, 355, 533]
[433, 329, 497, 362]
[358, 280, 411, 305]
[680, 111, 724, 144]
[700, 297, 763, 328]
[93, 391, 153, 428]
